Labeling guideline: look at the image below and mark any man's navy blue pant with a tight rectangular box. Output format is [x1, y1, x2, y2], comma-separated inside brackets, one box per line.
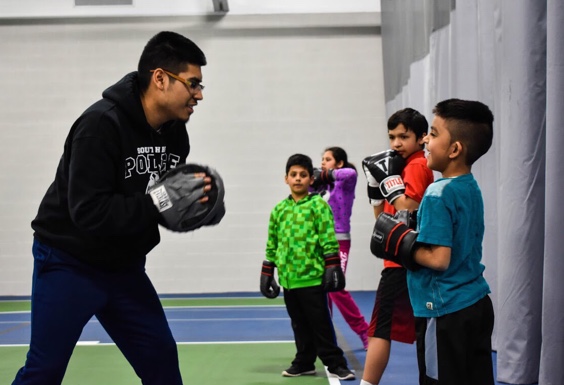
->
[12, 239, 182, 385]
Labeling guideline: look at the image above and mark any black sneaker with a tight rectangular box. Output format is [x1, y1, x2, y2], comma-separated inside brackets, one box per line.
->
[281, 365, 316, 377]
[327, 366, 355, 380]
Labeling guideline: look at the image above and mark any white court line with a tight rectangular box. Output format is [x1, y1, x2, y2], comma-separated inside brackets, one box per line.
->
[166, 317, 289, 322]
[324, 366, 356, 385]
[0, 306, 286, 315]
[176, 340, 294, 345]
[0, 297, 277, 302]
[1, 317, 289, 325]
[163, 305, 285, 309]
[0, 311, 30, 315]
[0, 340, 294, 348]
[162, 297, 281, 300]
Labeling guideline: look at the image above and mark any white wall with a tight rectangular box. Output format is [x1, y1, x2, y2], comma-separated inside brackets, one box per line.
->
[0, 13, 388, 295]
[0, 0, 380, 18]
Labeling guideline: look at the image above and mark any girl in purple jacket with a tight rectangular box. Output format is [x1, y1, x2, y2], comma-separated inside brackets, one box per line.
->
[311, 146, 369, 350]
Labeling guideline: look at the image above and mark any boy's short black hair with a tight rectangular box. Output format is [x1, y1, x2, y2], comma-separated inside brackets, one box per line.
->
[387, 108, 429, 139]
[433, 98, 494, 165]
[286, 154, 314, 176]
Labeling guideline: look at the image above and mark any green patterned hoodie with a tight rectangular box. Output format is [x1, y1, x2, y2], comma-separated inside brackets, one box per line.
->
[266, 193, 339, 289]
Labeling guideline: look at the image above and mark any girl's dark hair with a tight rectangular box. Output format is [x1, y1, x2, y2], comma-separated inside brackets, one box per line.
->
[286, 154, 313, 176]
[325, 146, 356, 171]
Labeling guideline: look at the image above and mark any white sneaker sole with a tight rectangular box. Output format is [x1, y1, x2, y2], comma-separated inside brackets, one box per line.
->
[281, 369, 316, 377]
[326, 368, 356, 381]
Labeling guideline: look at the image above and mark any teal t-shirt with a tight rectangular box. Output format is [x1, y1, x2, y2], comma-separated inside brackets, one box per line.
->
[266, 193, 339, 289]
[408, 173, 491, 317]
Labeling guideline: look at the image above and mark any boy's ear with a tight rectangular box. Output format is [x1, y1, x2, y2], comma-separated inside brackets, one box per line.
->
[418, 133, 427, 146]
[449, 141, 463, 159]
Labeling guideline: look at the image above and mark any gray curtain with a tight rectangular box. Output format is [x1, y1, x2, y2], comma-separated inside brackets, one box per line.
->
[380, 1, 564, 384]
[497, 1, 546, 382]
[540, 1, 564, 384]
[497, 0, 546, 384]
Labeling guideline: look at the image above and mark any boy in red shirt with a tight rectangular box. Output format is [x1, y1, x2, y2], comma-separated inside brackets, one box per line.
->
[360, 108, 434, 385]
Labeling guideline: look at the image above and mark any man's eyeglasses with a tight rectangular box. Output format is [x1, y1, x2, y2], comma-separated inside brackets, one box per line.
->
[150, 69, 205, 92]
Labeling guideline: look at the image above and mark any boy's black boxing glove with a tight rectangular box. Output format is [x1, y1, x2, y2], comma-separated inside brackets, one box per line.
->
[371, 212, 420, 271]
[394, 209, 418, 230]
[260, 260, 280, 299]
[322, 253, 345, 292]
[362, 150, 406, 205]
[362, 156, 386, 206]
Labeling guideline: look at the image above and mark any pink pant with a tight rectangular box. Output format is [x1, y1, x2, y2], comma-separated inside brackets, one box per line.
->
[328, 239, 369, 336]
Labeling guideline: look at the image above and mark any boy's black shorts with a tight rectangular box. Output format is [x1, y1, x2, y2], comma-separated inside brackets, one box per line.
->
[416, 295, 494, 385]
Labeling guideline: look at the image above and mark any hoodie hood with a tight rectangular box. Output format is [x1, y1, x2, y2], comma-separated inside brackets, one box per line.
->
[102, 72, 150, 129]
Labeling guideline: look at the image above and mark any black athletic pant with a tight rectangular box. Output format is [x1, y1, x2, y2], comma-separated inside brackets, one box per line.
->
[283, 285, 348, 371]
[12, 239, 182, 385]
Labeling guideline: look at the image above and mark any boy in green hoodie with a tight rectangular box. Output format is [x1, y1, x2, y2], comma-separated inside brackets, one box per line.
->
[259, 153, 355, 381]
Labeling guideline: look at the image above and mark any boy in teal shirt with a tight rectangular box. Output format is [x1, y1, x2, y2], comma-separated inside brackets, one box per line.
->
[259, 153, 355, 381]
[371, 99, 495, 385]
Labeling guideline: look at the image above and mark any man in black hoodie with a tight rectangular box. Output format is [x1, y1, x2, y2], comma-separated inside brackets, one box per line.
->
[12, 31, 211, 385]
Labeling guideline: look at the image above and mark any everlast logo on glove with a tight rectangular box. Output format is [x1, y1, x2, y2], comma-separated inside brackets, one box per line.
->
[150, 185, 173, 212]
[372, 229, 384, 244]
[370, 228, 386, 259]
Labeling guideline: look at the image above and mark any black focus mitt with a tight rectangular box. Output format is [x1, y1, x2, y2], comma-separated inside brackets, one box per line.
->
[148, 163, 226, 232]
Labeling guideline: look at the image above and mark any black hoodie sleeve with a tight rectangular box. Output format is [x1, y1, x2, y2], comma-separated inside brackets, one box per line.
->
[67, 111, 160, 237]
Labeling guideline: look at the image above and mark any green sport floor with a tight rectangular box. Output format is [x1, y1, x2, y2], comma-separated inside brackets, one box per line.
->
[0, 294, 380, 385]
[1, 343, 332, 385]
